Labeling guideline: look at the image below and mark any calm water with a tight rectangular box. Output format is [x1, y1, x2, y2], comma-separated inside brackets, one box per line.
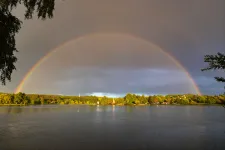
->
[0, 105, 225, 150]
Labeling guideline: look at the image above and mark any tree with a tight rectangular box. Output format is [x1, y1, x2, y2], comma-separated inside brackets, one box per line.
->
[148, 96, 154, 104]
[124, 93, 136, 105]
[100, 96, 108, 105]
[28, 94, 39, 104]
[3, 94, 13, 104]
[139, 94, 147, 104]
[14, 92, 26, 104]
[0, 0, 55, 85]
[40, 97, 45, 105]
[202, 52, 225, 91]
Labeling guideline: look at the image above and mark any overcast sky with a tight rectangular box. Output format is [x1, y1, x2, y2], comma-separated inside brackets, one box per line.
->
[0, 0, 224, 96]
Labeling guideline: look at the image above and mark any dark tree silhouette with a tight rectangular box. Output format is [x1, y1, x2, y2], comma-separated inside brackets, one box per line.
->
[0, 0, 55, 85]
[202, 52, 225, 91]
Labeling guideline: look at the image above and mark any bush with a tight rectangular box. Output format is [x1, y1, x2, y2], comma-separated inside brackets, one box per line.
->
[60, 102, 65, 105]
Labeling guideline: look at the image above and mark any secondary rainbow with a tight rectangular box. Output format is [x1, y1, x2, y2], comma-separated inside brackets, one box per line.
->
[15, 32, 202, 95]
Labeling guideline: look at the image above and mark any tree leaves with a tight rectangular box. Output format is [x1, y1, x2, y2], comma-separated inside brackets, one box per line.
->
[1, 92, 224, 105]
[0, 0, 55, 85]
[202, 52, 225, 71]
[0, 7, 21, 85]
[215, 77, 225, 83]
[23, 0, 55, 20]
[202, 52, 225, 93]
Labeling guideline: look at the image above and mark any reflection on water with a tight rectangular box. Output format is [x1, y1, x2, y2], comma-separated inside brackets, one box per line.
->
[0, 105, 59, 115]
[0, 105, 225, 150]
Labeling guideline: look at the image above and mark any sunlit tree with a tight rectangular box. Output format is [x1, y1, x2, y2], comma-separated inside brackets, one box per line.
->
[14, 92, 26, 104]
[125, 93, 136, 105]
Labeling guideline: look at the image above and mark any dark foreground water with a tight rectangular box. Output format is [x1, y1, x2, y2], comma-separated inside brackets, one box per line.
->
[0, 105, 225, 150]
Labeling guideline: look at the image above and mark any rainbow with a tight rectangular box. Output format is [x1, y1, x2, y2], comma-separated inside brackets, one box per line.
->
[15, 32, 201, 95]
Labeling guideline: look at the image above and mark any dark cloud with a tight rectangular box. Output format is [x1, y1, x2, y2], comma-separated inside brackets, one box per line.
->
[21, 67, 196, 95]
[198, 82, 225, 95]
[0, 0, 224, 95]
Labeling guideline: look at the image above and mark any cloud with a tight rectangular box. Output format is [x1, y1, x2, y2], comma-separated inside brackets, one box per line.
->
[86, 92, 124, 98]
[195, 76, 225, 95]
[20, 67, 197, 95]
[1, 0, 224, 95]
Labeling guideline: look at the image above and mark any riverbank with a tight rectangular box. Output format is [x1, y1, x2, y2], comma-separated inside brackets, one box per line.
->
[0, 103, 223, 107]
[0, 92, 224, 106]
[0, 104, 26, 106]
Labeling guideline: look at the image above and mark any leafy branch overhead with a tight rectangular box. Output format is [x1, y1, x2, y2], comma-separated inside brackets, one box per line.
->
[0, 0, 55, 85]
[202, 52, 225, 83]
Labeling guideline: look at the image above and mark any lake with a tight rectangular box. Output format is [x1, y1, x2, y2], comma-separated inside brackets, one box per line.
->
[0, 105, 225, 150]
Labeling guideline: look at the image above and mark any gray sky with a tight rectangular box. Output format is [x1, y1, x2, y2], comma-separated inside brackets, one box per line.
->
[0, 0, 224, 96]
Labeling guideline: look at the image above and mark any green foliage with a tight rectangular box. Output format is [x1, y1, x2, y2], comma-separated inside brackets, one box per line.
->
[202, 52, 225, 72]
[202, 52, 225, 92]
[0, 93, 13, 104]
[14, 92, 23, 104]
[0, 92, 224, 106]
[179, 98, 189, 105]
[137, 95, 148, 104]
[205, 96, 217, 104]
[125, 93, 136, 105]
[69, 100, 75, 105]
[148, 96, 154, 104]
[59, 101, 64, 105]
[40, 97, 45, 105]
[99, 96, 109, 105]
[0, 0, 56, 85]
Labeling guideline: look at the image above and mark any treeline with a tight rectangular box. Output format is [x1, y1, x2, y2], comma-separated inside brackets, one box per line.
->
[0, 92, 224, 106]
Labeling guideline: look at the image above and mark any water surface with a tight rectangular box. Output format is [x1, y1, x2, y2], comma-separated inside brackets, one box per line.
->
[0, 105, 225, 150]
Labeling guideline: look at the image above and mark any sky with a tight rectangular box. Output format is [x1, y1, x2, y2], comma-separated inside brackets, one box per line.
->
[0, 0, 224, 96]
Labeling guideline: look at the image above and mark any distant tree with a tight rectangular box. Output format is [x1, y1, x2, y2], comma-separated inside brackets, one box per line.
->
[115, 97, 124, 105]
[1, 92, 225, 105]
[206, 96, 217, 104]
[125, 93, 136, 105]
[198, 96, 206, 103]
[28, 94, 39, 105]
[148, 96, 154, 104]
[100, 96, 108, 105]
[3, 94, 13, 104]
[69, 99, 75, 105]
[56, 96, 62, 104]
[156, 95, 164, 104]
[139, 94, 147, 104]
[14, 92, 26, 104]
[202, 52, 225, 92]
[40, 97, 45, 105]
[152, 96, 159, 104]
[0, 0, 56, 85]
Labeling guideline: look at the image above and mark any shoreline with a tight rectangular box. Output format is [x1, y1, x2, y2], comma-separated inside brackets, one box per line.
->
[1, 92, 224, 106]
[0, 104, 223, 107]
